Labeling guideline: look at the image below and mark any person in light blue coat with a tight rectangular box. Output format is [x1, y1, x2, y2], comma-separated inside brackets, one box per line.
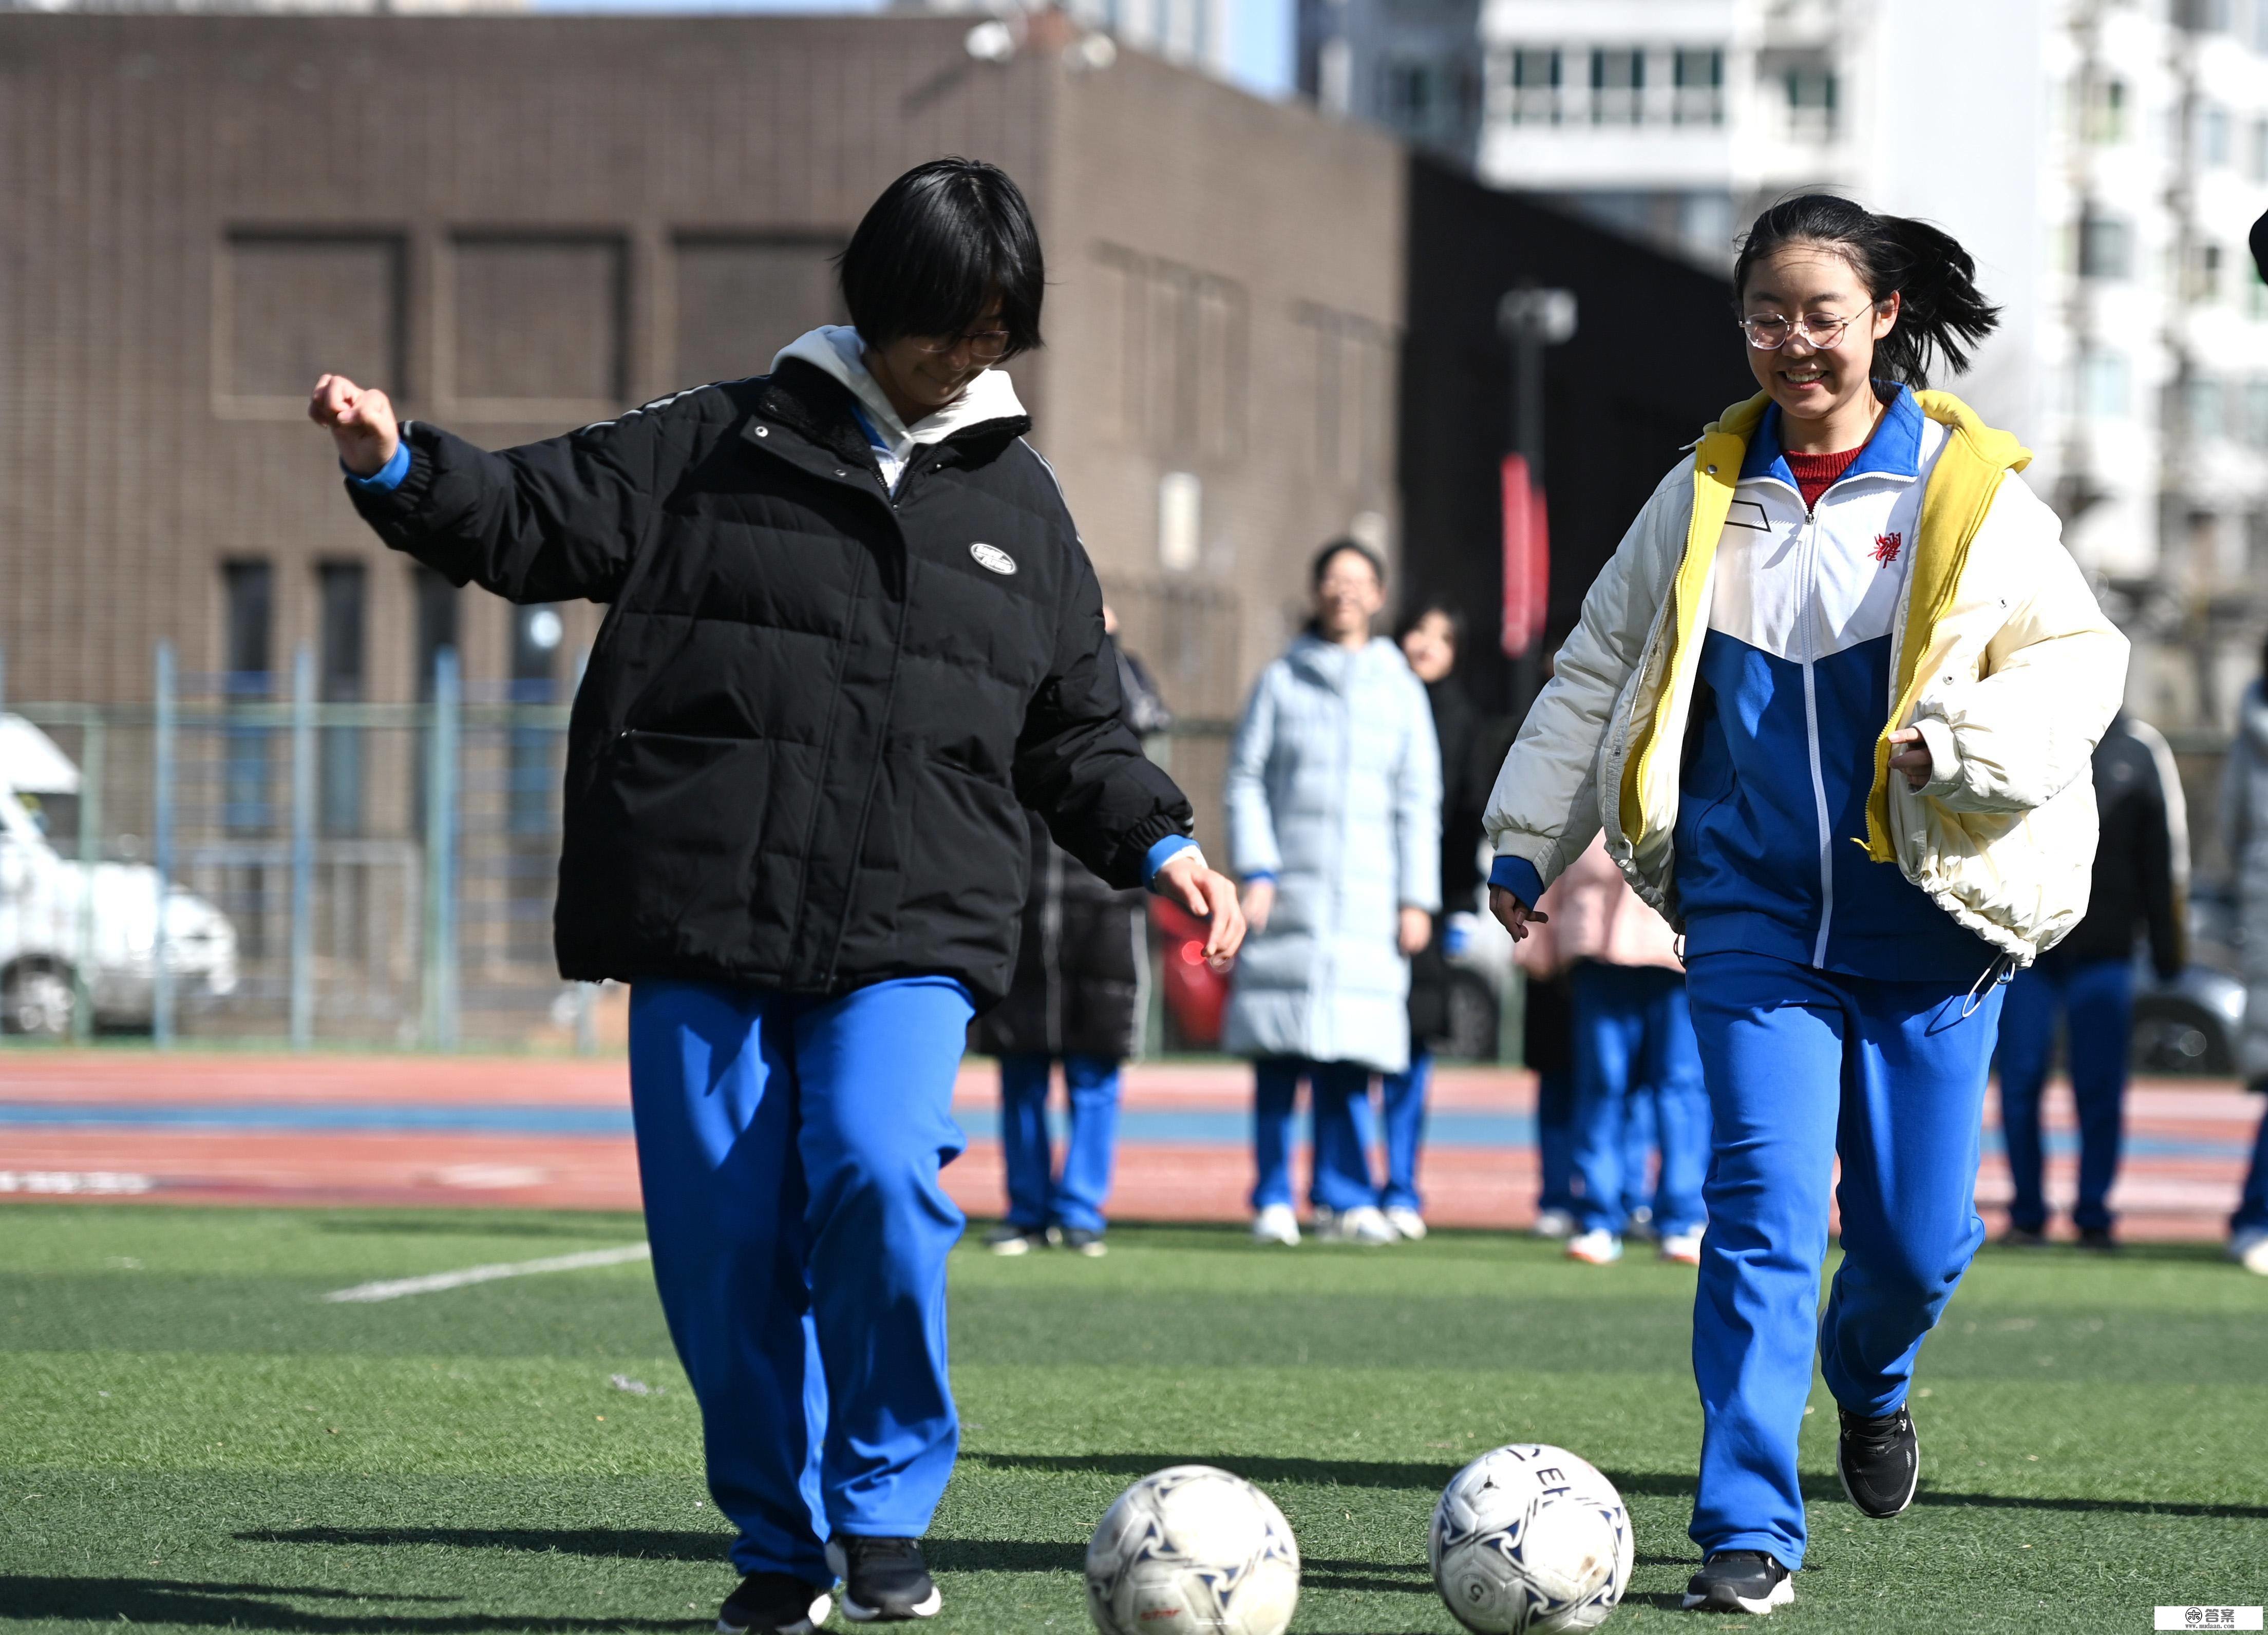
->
[1225, 539, 1442, 1245]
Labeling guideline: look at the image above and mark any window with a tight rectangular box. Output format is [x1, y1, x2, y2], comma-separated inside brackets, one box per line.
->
[1785, 64, 1837, 141]
[1590, 48, 1643, 125]
[1091, 245, 1248, 466]
[2204, 104, 2234, 167]
[1295, 304, 1395, 498]
[673, 236, 845, 388]
[450, 234, 629, 407]
[1673, 48, 1724, 126]
[1510, 47, 1560, 125]
[2081, 77, 2127, 144]
[2243, 377, 2268, 447]
[411, 564, 459, 834]
[221, 560, 274, 834]
[2079, 211, 2133, 280]
[2250, 118, 2268, 182]
[220, 232, 407, 411]
[316, 563, 366, 836]
[2188, 373, 2228, 439]
[2081, 348, 2130, 419]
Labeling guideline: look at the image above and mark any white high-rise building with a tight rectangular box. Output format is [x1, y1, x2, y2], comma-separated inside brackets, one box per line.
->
[1471, 0, 2268, 728]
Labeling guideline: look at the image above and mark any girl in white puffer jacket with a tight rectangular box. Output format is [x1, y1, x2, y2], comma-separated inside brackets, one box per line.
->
[1481, 196, 2127, 1614]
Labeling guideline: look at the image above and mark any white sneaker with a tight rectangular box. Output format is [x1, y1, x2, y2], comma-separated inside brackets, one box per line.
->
[1314, 1204, 1398, 1245]
[2232, 1227, 2268, 1276]
[1384, 1206, 1427, 1241]
[1252, 1204, 1300, 1246]
[1658, 1228, 1704, 1266]
[1530, 1207, 1575, 1240]
[1565, 1228, 1623, 1265]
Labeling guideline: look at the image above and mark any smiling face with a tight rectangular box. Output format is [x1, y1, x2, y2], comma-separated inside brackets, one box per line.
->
[865, 300, 1006, 423]
[1740, 243, 1900, 442]
[1314, 548, 1385, 647]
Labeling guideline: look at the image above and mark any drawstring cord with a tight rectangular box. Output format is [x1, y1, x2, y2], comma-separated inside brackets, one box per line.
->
[1961, 952, 2015, 1019]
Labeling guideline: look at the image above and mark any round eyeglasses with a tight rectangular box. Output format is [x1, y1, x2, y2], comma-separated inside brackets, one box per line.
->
[909, 329, 1012, 362]
[1736, 308, 1874, 351]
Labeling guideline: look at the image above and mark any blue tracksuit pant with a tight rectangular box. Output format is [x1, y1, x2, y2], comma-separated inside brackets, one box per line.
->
[1570, 962, 1710, 1238]
[1377, 1045, 1431, 1214]
[1536, 1067, 1577, 1215]
[997, 1051, 1122, 1235]
[1252, 1057, 1378, 1213]
[2235, 1102, 2268, 1234]
[627, 976, 974, 1581]
[1994, 958, 2132, 1235]
[1685, 950, 2004, 1570]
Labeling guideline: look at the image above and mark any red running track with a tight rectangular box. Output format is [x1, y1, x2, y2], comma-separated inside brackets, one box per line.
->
[0, 1052, 2255, 1242]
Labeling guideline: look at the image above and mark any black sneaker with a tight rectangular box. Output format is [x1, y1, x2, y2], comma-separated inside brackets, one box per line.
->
[1060, 1227, 1107, 1258]
[2001, 1225, 2048, 1248]
[717, 1573, 831, 1635]
[826, 1536, 941, 1622]
[1681, 1551, 1794, 1614]
[1837, 1404, 1920, 1518]
[2075, 1227, 2118, 1253]
[981, 1223, 1049, 1257]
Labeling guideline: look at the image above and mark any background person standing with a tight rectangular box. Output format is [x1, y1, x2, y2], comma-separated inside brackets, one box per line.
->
[973, 615, 1175, 1259]
[2224, 636, 2268, 1277]
[1995, 713, 2187, 1250]
[1377, 599, 1488, 1241]
[1226, 540, 1442, 1246]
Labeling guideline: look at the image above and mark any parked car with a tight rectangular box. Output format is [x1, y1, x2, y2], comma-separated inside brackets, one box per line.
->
[2131, 881, 2247, 1075]
[0, 714, 238, 1038]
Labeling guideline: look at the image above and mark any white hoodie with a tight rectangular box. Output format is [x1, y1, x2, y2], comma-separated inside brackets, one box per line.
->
[770, 325, 1025, 492]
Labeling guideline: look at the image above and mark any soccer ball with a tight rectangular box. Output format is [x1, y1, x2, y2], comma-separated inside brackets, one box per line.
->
[1085, 1465, 1301, 1635]
[1429, 1444, 1633, 1634]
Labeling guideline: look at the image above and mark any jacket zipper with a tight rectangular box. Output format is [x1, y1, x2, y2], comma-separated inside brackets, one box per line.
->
[1799, 502, 1836, 968]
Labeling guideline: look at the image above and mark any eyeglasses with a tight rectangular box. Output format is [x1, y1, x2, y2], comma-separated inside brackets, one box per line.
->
[908, 329, 1012, 362]
[1736, 307, 1876, 351]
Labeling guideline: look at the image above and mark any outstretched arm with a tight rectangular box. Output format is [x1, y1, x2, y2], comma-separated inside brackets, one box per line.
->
[310, 372, 682, 604]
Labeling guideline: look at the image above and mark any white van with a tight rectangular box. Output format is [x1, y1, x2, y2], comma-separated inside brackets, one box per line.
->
[0, 714, 238, 1037]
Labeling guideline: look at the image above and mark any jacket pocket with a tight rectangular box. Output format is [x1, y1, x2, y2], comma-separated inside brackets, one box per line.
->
[585, 730, 779, 965]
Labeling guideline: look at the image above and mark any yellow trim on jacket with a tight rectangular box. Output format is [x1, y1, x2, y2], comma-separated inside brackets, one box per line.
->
[1615, 389, 2031, 867]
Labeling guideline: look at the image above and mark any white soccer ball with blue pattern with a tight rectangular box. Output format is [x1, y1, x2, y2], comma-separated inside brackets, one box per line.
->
[1085, 1465, 1301, 1635]
[1430, 1444, 1633, 1634]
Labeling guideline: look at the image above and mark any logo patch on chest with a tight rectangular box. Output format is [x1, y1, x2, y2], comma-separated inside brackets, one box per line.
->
[969, 542, 1017, 576]
[1871, 532, 1903, 566]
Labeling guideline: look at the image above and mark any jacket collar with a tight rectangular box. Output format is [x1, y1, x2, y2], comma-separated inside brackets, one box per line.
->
[1288, 632, 1397, 689]
[770, 325, 1030, 451]
[1739, 382, 1924, 490]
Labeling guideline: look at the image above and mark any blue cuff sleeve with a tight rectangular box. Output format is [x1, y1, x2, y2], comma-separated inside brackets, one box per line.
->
[1241, 869, 1277, 886]
[1488, 854, 1545, 909]
[344, 440, 412, 492]
[1143, 835, 1200, 884]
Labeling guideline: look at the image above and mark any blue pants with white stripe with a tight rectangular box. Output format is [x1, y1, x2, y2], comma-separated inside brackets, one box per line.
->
[1685, 950, 2004, 1570]
[627, 976, 973, 1581]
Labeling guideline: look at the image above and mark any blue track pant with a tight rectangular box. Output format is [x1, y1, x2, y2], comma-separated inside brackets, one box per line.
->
[2235, 1103, 2268, 1235]
[1568, 962, 1710, 1238]
[998, 1052, 1123, 1234]
[627, 976, 974, 1581]
[1252, 1057, 1377, 1212]
[1377, 1046, 1431, 1214]
[1685, 950, 2004, 1570]
[1994, 958, 2131, 1235]
[1536, 1067, 1577, 1215]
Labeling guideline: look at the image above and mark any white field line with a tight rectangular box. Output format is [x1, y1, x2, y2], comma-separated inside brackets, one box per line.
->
[323, 1243, 651, 1303]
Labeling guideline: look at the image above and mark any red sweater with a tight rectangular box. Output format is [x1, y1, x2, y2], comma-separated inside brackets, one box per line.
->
[1783, 445, 1865, 511]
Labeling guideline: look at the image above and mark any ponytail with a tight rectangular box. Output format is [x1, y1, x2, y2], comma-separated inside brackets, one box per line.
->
[1732, 194, 2001, 388]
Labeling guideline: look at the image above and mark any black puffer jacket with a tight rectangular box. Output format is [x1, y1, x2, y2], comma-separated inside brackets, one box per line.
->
[347, 362, 1194, 1005]
[973, 647, 1173, 1059]
[2047, 714, 2184, 979]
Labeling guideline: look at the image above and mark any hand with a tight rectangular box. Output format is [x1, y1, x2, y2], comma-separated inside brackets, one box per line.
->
[1488, 885, 1548, 942]
[1158, 856, 1247, 966]
[1398, 906, 1432, 956]
[1887, 727, 1934, 791]
[308, 372, 400, 477]
[1240, 878, 1276, 935]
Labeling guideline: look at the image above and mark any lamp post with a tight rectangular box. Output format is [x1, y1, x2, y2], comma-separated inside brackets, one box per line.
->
[1496, 286, 1577, 719]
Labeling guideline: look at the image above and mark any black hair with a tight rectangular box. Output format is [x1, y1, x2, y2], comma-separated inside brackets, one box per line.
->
[1732, 194, 2000, 387]
[1395, 597, 1464, 653]
[837, 158, 1044, 356]
[1311, 538, 1385, 588]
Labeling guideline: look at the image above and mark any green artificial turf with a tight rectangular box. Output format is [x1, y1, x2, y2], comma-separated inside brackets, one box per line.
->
[1, 1206, 2263, 1633]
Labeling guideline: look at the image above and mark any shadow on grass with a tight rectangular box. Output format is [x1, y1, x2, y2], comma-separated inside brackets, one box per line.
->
[0, 1576, 691, 1631]
[240, 1528, 724, 1563]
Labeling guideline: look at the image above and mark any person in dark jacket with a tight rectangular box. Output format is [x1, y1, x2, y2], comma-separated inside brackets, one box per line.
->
[1995, 713, 2186, 1250]
[1374, 599, 1485, 1238]
[973, 616, 1173, 1257]
[308, 159, 1244, 1635]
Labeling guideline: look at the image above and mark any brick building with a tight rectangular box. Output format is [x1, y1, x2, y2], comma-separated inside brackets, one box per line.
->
[0, 11, 1404, 729]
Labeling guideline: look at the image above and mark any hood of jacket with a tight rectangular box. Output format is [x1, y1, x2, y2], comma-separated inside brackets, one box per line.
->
[1284, 632, 1406, 690]
[771, 325, 1026, 461]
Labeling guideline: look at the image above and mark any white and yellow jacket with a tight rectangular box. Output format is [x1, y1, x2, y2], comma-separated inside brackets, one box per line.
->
[1481, 388, 2128, 973]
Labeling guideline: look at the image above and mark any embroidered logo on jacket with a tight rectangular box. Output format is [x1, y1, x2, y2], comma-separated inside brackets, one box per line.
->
[1871, 532, 1903, 565]
[969, 542, 1017, 576]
